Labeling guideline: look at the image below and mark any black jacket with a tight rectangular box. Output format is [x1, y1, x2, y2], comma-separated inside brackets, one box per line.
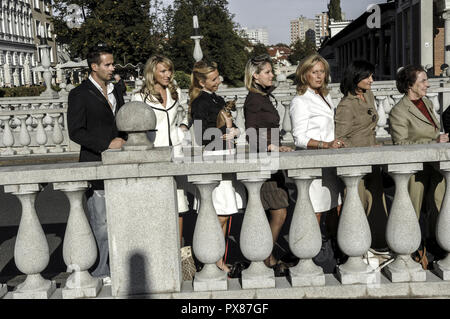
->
[68, 79, 125, 190]
[244, 85, 280, 152]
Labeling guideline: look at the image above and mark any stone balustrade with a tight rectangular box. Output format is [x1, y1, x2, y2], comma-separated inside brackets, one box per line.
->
[1, 142, 450, 298]
[0, 98, 79, 156]
[3, 79, 450, 155]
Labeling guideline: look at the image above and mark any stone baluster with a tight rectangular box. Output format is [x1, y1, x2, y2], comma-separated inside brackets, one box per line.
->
[384, 163, 425, 282]
[336, 166, 377, 285]
[33, 113, 48, 154]
[426, 92, 440, 114]
[22, 104, 33, 131]
[11, 114, 21, 132]
[3, 184, 56, 298]
[50, 113, 64, 153]
[434, 161, 450, 280]
[237, 171, 275, 289]
[42, 103, 53, 131]
[391, 94, 403, 108]
[187, 174, 227, 291]
[287, 169, 325, 286]
[17, 114, 32, 154]
[0, 115, 16, 155]
[385, 96, 394, 114]
[374, 96, 389, 137]
[281, 102, 294, 144]
[53, 182, 102, 298]
[235, 103, 246, 147]
[0, 283, 6, 298]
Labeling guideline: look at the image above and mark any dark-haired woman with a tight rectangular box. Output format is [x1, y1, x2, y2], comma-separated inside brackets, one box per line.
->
[335, 60, 388, 249]
[389, 64, 448, 269]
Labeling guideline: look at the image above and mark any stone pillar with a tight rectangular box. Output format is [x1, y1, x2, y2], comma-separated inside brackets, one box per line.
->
[336, 166, 377, 285]
[33, 113, 48, 154]
[102, 101, 182, 296]
[17, 114, 31, 154]
[237, 171, 275, 289]
[384, 163, 425, 282]
[188, 174, 227, 292]
[435, 161, 450, 280]
[4, 184, 56, 299]
[287, 169, 324, 287]
[53, 181, 102, 299]
[375, 96, 389, 137]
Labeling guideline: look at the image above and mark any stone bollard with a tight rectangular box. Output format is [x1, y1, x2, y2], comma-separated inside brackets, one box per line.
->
[237, 171, 275, 289]
[4, 184, 56, 299]
[287, 169, 325, 287]
[102, 101, 182, 296]
[53, 181, 102, 299]
[385, 163, 425, 282]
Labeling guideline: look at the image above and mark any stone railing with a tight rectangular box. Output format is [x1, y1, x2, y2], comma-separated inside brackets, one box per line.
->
[1, 139, 450, 298]
[0, 95, 79, 157]
[3, 79, 450, 156]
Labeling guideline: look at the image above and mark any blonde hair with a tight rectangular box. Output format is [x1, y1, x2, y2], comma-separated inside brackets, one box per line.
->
[244, 54, 273, 96]
[189, 60, 218, 114]
[295, 54, 330, 96]
[140, 55, 178, 104]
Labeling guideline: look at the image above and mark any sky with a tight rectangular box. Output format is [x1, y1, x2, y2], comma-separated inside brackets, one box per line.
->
[162, 0, 387, 45]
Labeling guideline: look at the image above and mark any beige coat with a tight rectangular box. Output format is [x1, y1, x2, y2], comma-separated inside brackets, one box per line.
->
[389, 95, 440, 145]
[335, 90, 378, 147]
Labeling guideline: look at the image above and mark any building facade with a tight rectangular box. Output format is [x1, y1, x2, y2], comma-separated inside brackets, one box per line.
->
[0, 0, 57, 87]
[318, 0, 450, 83]
[315, 12, 329, 48]
[290, 15, 315, 44]
[242, 27, 269, 46]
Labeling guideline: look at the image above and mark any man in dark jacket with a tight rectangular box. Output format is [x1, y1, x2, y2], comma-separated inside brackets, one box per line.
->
[67, 44, 125, 283]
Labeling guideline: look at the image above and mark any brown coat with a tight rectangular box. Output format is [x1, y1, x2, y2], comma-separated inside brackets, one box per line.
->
[335, 90, 378, 147]
[389, 95, 440, 145]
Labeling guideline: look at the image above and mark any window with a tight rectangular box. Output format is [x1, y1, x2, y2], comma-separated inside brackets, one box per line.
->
[35, 20, 40, 37]
[34, 0, 40, 10]
[46, 22, 51, 38]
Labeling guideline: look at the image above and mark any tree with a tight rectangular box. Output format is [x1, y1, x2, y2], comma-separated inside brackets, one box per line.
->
[52, 0, 165, 65]
[167, 0, 249, 86]
[328, 0, 342, 22]
[249, 43, 268, 59]
[288, 38, 317, 65]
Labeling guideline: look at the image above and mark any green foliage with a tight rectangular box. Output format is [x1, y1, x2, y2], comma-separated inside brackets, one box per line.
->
[288, 38, 317, 65]
[174, 71, 191, 89]
[249, 43, 268, 59]
[51, 0, 164, 65]
[167, 0, 249, 86]
[0, 86, 61, 97]
[328, 0, 342, 22]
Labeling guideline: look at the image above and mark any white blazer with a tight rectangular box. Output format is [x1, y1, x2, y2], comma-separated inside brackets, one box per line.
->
[290, 88, 336, 149]
[132, 87, 188, 153]
[289, 88, 341, 213]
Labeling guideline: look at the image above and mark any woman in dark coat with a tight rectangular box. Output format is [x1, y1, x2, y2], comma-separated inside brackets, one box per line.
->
[243, 54, 292, 270]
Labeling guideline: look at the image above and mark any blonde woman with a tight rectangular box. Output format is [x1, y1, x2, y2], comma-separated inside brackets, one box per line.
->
[244, 54, 292, 273]
[189, 60, 243, 273]
[132, 55, 190, 244]
[289, 54, 343, 270]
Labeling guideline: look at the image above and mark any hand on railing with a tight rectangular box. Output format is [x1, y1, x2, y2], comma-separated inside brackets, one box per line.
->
[326, 139, 346, 149]
[108, 137, 126, 149]
[268, 144, 293, 152]
[437, 133, 449, 143]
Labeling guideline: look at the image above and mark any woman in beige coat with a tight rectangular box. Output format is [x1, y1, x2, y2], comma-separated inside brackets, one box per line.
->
[389, 64, 449, 269]
[335, 60, 388, 251]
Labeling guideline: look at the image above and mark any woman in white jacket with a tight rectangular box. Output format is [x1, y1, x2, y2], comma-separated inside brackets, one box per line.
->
[289, 54, 344, 251]
[132, 55, 190, 244]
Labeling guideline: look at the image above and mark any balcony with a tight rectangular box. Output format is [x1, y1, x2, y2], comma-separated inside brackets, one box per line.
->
[1, 81, 450, 299]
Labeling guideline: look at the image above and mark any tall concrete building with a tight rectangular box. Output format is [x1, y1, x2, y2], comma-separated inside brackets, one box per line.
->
[0, 0, 57, 87]
[290, 15, 315, 44]
[315, 12, 329, 49]
[242, 27, 269, 46]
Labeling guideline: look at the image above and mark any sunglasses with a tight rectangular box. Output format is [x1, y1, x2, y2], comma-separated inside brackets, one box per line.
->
[251, 54, 271, 64]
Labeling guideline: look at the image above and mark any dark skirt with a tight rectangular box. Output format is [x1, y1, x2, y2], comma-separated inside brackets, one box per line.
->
[260, 170, 289, 211]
